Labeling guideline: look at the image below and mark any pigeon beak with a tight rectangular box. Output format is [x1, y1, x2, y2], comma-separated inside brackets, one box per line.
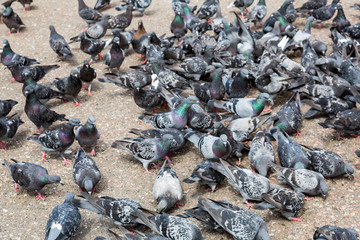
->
[321, 192, 327, 200]
[59, 180, 64, 185]
[267, 99, 274, 106]
[88, 191, 92, 195]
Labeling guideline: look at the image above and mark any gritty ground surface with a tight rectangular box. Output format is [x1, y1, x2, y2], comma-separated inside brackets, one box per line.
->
[0, 0, 359, 239]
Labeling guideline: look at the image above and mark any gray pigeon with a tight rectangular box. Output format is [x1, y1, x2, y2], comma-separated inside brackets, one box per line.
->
[0, 99, 17, 117]
[197, 197, 270, 240]
[78, 0, 102, 26]
[135, 211, 205, 240]
[111, 134, 174, 174]
[1, 39, 39, 67]
[104, 36, 125, 73]
[117, 225, 170, 239]
[212, 159, 277, 206]
[183, 160, 225, 192]
[3, 159, 62, 200]
[45, 193, 81, 240]
[76, 116, 100, 156]
[115, 0, 152, 16]
[153, 161, 183, 213]
[0, 114, 24, 149]
[270, 163, 329, 199]
[313, 225, 359, 240]
[302, 145, 354, 180]
[270, 128, 309, 169]
[195, 0, 219, 20]
[253, 187, 305, 221]
[70, 14, 111, 42]
[227, 0, 254, 17]
[53, 69, 82, 106]
[208, 93, 273, 118]
[98, 70, 151, 90]
[49, 25, 73, 61]
[246, 0, 267, 29]
[27, 118, 82, 164]
[184, 129, 232, 160]
[248, 129, 275, 176]
[72, 192, 142, 227]
[73, 148, 101, 194]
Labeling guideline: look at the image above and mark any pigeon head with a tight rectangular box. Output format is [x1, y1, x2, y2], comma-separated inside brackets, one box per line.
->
[75, 148, 87, 158]
[87, 116, 96, 125]
[162, 134, 174, 142]
[21, 68, 32, 80]
[101, 14, 111, 22]
[48, 174, 63, 184]
[83, 178, 94, 194]
[64, 192, 75, 203]
[320, 181, 328, 199]
[157, 196, 176, 213]
[344, 164, 354, 180]
[24, 85, 35, 97]
[69, 118, 81, 126]
[113, 37, 120, 45]
[49, 25, 55, 32]
[70, 69, 80, 78]
[2, 39, 9, 46]
[3, 7, 12, 17]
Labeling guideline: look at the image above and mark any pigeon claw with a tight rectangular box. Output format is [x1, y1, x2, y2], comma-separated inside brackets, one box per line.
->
[75, 101, 82, 107]
[291, 217, 303, 222]
[304, 197, 313, 201]
[176, 202, 184, 208]
[36, 192, 46, 201]
[6, 31, 11, 35]
[144, 169, 154, 175]
[0, 141, 7, 150]
[15, 183, 19, 193]
[245, 201, 253, 208]
[90, 148, 96, 156]
[152, 163, 161, 169]
[62, 158, 72, 165]
[237, 158, 243, 167]
[10, 77, 15, 82]
[42, 152, 48, 162]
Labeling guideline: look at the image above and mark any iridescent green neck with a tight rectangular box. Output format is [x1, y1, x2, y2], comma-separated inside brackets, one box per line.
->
[259, 0, 266, 5]
[304, 19, 313, 32]
[152, 63, 161, 74]
[174, 14, 182, 23]
[175, 101, 192, 118]
[253, 98, 266, 111]
[278, 15, 287, 27]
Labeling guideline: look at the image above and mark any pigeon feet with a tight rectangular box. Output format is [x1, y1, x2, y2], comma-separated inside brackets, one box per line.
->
[42, 152, 48, 161]
[165, 155, 173, 164]
[152, 163, 161, 169]
[36, 192, 46, 201]
[304, 197, 313, 201]
[263, 106, 272, 112]
[6, 31, 11, 35]
[75, 101, 82, 107]
[10, 77, 15, 81]
[81, 84, 86, 90]
[97, 54, 102, 60]
[237, 158, 244, 167]
[16, 31, 20, 35]
[245, 201, 253, 208]
[62, 158, 72, 165]
[296, 130, 301, 136]
[144, 169, 154, 175]
[291, 217, 303, 222]
[176, 202, 184, 208]
[15, 183, 19, 193]
[90, 148, 96, 156]
[317, 23, 322, 29]
[0, 141, 7, 150]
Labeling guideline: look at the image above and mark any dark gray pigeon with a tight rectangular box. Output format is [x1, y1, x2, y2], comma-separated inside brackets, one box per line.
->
[3, 159, 62, 200]
[111, 134, 174, 174]
[195, 0, 219, 20]
[76, 116, 100, 156]
[98, 70, 151, 90]
[183, 160, 225, 192]
[295, 0, 326, 11]
[184, 129, 232, 160]
[49, 25, 73, 61]
[197, 197, 270, 239]
[8, 64, 60, 83]
[132, 83, 165, 114]
[108, 5, 133, 31]
[2, 7, 24, 35]
[246, 0, 267, 28]
[301, 39, 318, 75]
[208, 93, 273, 118]
[270, 128, 309, 169]
[129, 128, 185, 152]
[1, 39, 39, 67]
[302, 145, 354, 180]
[78, 0, 102, 26]
[70, 14, 111, 42]
[212, 159, 277, 206]
[72, 192, 142, 227]
[78, 63, 97, 96]
[270, 163, 329, 199]
[248, 129, 275, 176]
[104, 36, 125, 73]
[27, 118, 81, 164]
[94, 0, 112, 10]
[80, 36, 112, 64]
[53, 69, 82, 106]
[305, 0, 339, 29]
[153, 161, 183, 213]
[0, 114, 24, 149]
[24, 86, 67, 133]
[45, 193, 81, 240]
[135, 211, 205, 240]
[313, 225, 359, 240]
[73, 148, 101, 194]
[253, 187, 305, 221]
[0, 99, 17, 117]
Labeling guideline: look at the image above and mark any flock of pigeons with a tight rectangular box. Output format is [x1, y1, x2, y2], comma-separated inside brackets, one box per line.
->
[0, 0, 360, 239]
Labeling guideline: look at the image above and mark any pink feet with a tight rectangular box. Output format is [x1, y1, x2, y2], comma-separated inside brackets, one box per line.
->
[237, 158, 243, 167]
[176, 202, 184, 208]
[97, 54, 102, 60]
[152, 163, 161, 169]
[62, 158, 72, 165]
[6, 31, 11, 35]
[317, 23, 322, 29]
[304, 197, 313, 201]
[10, 77, 15, 82]
[144, 169, 154, 175]
[90, 148, 96, 156]
[81, 84, 86, 91]
[42, 152, 48, 162]
[15, 183, 19, 193]
[16, 31, 20, 35]
[165, 156, 173, 164]
[296, 129, 301, 136]
[263, 106, 272, 112]
[245, 201, 253, 208]
[36, 192, 46, 201]
[291, 217, 303, 222]
[75, 101, 82, 107]
[0, 142, 7, 150]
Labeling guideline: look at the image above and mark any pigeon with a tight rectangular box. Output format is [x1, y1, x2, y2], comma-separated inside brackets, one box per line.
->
[313, 225, 359, 240]
[108, 5, 133, 31]
[271, 93, 302, 135]
[186, 105, 222, 132]
[8, 64, 60, 83]
[78, 63, 97, 96]
[197, 197, 270, 239]
[222, 69, 251, 99]
[24, 86, 67, 132]
[117, 225, 169, 240]
[134, 210, 205, 240]
[208, 92, 273, 118]
[1, 39, 39, 67]
[73, 148, 101, 194]
[45, 193, 81, 240]
[318, 109, 360, 137]
[153, 161, 183, 212]
[104, 37, 125, 73]
[270, 163, 329, 199]
[75, 116, 100, 156]
[195, 0, 219, 20]
[253, 187, 305, 221]
[227, 0, 254, 17]
[150, 64, 189, 90]
[27, 118, 81, 164]
[331, 5, 350, 32]
[53, 69, 82, 106]
[49, 25, 74, 61]
[2, 7, 24, 35]
[248, 129, 275, 176]
[132, 20, 149, 56]
[184, 129, 232, 160]
[17, 0, 32, 11]
[72, 192, 142, 227]
[139, 97, 198, 130]
[246, 0, 267, 28]
[211, 159, 277, 206]
[226, 115, 270, 140]
[132, 83, 165, 114]
[2, 159, 62, 199]
[111, 134, 174, 173]
[170, 13, 187, 39]
[98, 70, 151, 90]
[306, 0, 339, 29]
[270, 128, 309, 169]
[80, 37, 112, 64]
[78, 0, 103, 27]
[129, 128, 185, 152]
[0, 99, 17, 118]
[70, 14, 111, 42]
[302, 145, 354, 179]
[0, 114, 24, 147]
[296, 0, 327, 11]
[183, 160, 225, 191]
[301, 39, 318, 75]
[115, 0, 152, 16]
[94, 0, 112, 10]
